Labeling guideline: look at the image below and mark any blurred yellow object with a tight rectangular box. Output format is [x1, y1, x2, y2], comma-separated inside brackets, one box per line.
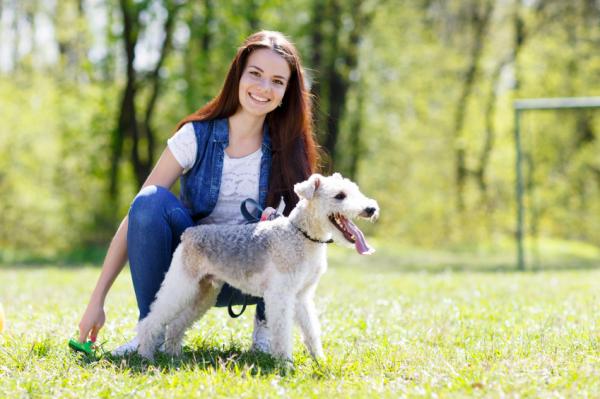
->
[0, 303, 4, 332]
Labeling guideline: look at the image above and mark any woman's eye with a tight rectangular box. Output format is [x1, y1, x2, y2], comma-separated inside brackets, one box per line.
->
[250, 71, 260, 77]
[334, 192, 346, 200]
[273, 79, 284, 86]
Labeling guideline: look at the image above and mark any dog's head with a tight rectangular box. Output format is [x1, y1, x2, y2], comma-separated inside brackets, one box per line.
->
[294, 173, 379, 254]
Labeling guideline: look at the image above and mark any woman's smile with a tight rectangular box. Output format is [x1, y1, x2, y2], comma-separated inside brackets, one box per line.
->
[248, 92, 271, 103]
[238, 48, 290, 117]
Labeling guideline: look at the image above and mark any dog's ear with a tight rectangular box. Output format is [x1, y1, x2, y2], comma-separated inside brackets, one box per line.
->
[294, 174, 322, 200]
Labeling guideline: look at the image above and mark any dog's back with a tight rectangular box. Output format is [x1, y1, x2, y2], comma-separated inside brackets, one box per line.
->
[182, 223, 268, 273]
[181, 219, 301, 274]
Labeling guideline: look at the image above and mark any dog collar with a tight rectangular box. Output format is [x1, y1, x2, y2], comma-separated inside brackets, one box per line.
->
[291, 222, 334, 244]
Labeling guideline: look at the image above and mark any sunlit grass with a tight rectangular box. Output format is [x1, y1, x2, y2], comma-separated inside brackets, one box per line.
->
[336, 236, 600, 272]
[1, 246, 600, 397]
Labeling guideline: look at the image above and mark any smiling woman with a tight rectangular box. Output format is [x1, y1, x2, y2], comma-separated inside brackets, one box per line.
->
[76, 30, 320, 357]
[239, 50, 290, 116]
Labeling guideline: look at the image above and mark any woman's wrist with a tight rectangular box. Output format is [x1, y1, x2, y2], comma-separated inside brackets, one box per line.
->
[88, 292, 106, 308]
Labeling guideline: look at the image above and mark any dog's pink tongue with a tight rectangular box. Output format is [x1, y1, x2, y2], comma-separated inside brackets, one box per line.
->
[344, 219, 375, 255]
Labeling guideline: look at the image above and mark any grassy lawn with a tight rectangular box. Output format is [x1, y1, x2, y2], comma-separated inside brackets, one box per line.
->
[1, 242, 600, 398]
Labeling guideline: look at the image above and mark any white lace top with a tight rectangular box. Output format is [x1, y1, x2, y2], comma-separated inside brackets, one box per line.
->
[167, 122, 262, 225]
[167, 123, 198, 174]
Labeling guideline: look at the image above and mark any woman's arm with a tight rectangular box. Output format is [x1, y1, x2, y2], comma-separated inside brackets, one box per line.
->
[78, 147, 184, 343]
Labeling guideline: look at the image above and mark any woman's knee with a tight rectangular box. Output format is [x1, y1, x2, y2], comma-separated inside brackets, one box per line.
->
[128, 185, 178, 229]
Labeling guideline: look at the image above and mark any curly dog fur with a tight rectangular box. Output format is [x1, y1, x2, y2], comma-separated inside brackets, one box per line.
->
[137, 173, 379, 362]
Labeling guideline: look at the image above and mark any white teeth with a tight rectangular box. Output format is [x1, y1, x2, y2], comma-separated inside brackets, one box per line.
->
[249, 93, 269, 102]
[330, 213, 355, 242]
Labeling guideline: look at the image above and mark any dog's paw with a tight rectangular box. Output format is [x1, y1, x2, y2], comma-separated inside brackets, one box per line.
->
[311, 349, 325, 360]
[276, 358, 295, 376]
[138, 347, 155, 362]
[163, 342, 182, 357]
[141, 353, 155, 362]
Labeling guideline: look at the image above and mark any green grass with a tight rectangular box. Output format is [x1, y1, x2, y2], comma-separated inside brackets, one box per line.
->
[1, 243, 600, 398]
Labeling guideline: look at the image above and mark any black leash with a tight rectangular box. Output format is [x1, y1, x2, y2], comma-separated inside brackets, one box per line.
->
[240, 198, 263, 223]
[226, 198, 331, 317]
[243, 199, 332, 244]
[227, 297, 247, 318]
[227, 199, 283, 318]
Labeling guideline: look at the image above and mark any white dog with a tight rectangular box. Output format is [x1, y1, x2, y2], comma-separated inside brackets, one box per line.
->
[137, 173, 379, 362]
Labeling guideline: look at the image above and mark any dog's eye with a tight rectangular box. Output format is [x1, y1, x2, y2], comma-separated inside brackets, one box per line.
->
[334, 192, 346, 200]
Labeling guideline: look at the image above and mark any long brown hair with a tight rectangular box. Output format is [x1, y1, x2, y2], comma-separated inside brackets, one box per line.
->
[175, 31, 319, 214]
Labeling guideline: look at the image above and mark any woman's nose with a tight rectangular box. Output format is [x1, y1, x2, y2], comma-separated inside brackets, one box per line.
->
[259, 79, 271, 91]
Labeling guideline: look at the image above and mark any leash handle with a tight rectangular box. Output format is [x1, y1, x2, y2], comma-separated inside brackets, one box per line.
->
[227, 296, 248, 318]
[240, 198, 262, 224]
[240, 197, 284, 224]
[230, 198, 284, 318]
[229, 198, 264, 318]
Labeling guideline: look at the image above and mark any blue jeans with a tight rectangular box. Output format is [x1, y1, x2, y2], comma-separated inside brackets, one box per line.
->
[127, 185, 266, 321]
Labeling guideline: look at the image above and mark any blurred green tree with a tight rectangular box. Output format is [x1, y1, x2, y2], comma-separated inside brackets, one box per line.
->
[0, 0, 598, 260]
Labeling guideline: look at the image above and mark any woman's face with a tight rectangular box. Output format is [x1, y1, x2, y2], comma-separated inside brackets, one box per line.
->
[238, 48, 291, 117]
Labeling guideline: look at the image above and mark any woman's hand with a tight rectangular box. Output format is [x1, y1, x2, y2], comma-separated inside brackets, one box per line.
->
[260, 207, 277, 221]
[74, 147, 182, 344]
[78, 302, 105, 343]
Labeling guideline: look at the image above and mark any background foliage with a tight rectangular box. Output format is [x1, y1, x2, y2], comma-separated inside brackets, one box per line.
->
[0, 0, 598, 264]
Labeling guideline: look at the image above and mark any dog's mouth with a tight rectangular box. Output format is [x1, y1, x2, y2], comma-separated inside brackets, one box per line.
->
[329, 213, 375, 255]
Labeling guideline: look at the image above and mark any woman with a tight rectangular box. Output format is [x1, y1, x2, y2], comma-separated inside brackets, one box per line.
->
[77, 30, 319, 355]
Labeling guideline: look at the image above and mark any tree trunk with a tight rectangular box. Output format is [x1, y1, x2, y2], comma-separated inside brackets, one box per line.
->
[476, 3, 525, 205]
[140, 1, 181, 180]
[110, 0, 181, 204]
[110, 0, 139, 201]
[347, 80, 364, 180]
[184, 0, 213, 111]
[247, 0, 260, 32]
[451, 0, 495, 211]
[320, 0, 374, 171]
[310, 0, 327, 167]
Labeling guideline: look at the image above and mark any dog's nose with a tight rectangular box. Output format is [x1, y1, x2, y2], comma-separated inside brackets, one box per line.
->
[363, 207, 376, 217]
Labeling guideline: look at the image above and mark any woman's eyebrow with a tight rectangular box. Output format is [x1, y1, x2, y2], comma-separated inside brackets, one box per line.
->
[248, 65, 288, 81]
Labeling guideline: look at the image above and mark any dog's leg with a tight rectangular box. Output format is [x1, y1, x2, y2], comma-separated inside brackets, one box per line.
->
[294, 283, 324, 359]
[163, 277, 223, 356]
[264, 285, 295, 361]
[138, 245, 200, 361]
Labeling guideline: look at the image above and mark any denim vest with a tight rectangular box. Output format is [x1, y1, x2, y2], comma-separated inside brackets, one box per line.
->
[180, 118, 272, 222]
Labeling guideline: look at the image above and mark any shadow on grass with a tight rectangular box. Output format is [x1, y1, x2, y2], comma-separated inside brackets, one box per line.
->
[77, 344, 291, 376]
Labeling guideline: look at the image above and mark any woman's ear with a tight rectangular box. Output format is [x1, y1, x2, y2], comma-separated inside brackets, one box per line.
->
[294, 174, 322, 200]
